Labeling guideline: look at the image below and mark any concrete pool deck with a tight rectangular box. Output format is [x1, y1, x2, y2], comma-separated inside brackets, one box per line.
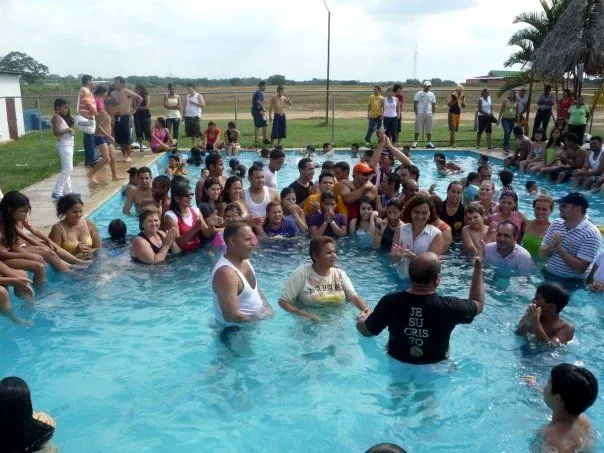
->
[20, 147, 507, 233]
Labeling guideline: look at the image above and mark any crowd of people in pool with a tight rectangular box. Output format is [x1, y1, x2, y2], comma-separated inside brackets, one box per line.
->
[1, 119, 603, 450]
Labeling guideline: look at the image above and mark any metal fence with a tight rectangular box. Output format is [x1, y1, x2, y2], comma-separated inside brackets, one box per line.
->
[2, 86, 603, 148]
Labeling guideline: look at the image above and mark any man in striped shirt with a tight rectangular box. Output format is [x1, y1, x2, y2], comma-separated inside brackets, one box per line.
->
[539, 192, 601, 280]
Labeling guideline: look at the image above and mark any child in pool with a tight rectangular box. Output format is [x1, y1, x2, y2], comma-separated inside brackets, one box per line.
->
[434, 153, 462, 174]
[499, 169, 514, 192]
[462, 171, 481, 206]
[351, 143, 360, 157]
[349, 196, 378, 246]
[526, 180, 538, 195]
[165, 154, 187, 177]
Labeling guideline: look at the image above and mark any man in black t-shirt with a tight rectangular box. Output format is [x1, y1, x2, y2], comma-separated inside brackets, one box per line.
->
[289, 157, 315, 206]
[356, 252, 484, 364]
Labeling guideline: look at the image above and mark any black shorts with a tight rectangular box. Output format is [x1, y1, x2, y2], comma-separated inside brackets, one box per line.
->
[114, 114, 132, 146]
[184, 116, 201, 138]
[252, 110, 268, 128]
[477, 115, 492, 134]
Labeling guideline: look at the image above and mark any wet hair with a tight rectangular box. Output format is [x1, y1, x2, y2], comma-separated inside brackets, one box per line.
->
[465, 202, 485, 216]
[56, 193, 84, 217]
[187, 147, 204, 166]
[0, 376, 55, 452]
[306, 145, 316, 153]
[318, 171, 335, 183]
[138, 206, 160, 231]
[265, 201, 282, 219]
[223, 220, 248, 243]
[550, 363, 598, 416]
[384, 172, 401, 192]
[93, 84, 108, 97]
[405, 164, 420, 181]
[227, 121, 236, 129]
[170, 175, 189, 188]
[53, 98, 74, 127]
[334, 161, 350, 175]
[536, 282, 569, 313]
[513, 125, 524, 136]
[409, 253, 441, 284]
[270, 147, 285, 159]
[135, 84, 149, 97]
[81, 74, 92, 85]
[477, 165, 491, 175]
[365, 444, 407, 453]
[446, 180, 464, 193]
[525, 180, 538, 191]
[260, 148, 271, 158]
[357, 196, 375, 216]
[200, 177, 222, 203]
[498, 190, 518, 207]
[280, 186, 295, 199]
[499, 169, 514, 186]
[434, 152, 446, 161]
[402, 195, 436, 224]
[320, 191, 337, 204]
[429, 193, 443, 213]
[152, 175, 171, 193]
[168, 154, 180, 163]
[223, 176, 243, 204]
[351, 143, 360, 150]
[322, 160, 335, 171]
[466, 171, 481, 186]
[234, 164, 246, 178]
[224, 202, 243, 217]
[309, 236, 335, 263]
[137, 166, 152, 177]
[478, 155, 489, 164]
[168, 179, 192, 219]
[248, 163, 264, 178]
[127, 166, 138, 176]
[533, 193, 554, 210]
[205, 153, 222, 170]
[497, 219, 519, 238]
[298, 157, 314, 171]
[156, 117, 166, 128]
[108, 218, 127, 240]
[386, 198, 403, 211]
[0, 191, 31, 248]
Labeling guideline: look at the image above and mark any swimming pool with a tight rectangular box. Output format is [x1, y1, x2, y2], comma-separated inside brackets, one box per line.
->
[1, 151, 602, 452]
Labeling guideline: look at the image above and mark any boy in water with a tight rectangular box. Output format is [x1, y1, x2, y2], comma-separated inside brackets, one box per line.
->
[434, 152, 462, 174]
[526, 180, 538, 195]
[351, 143, 360, 157]
[461, 203, 495, 255]
[515, 283, 575, 345]
[499, 168, 515, 192]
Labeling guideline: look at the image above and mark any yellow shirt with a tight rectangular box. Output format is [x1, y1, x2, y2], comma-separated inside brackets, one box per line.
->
[368, 94, 384, 118]
[303, 193, 349, 219]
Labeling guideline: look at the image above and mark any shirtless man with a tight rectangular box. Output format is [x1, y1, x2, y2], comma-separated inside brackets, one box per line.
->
[269, 86, 292, 146]
[88, 98, 121, 183]
[515, 283, 574, 345]
[110, 76, 142, 163]
[461, 203, 495, 255]
[195, 153, 227, 205]
[123, 167, 153, 215]
[339, 162, 378, 219]
[150, 175, 171, 228]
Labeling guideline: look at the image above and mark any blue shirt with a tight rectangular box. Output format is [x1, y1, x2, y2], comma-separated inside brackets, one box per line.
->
[463, 185, 479, 206]
[252, 89, 264, 113]
[263, 218, 301, 237]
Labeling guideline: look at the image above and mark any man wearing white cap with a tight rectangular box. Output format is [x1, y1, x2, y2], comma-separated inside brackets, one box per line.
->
[413, 81, 437, 149]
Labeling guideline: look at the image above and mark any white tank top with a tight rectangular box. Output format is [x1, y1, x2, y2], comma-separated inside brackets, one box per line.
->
[244, 186, 271, 217]
[478, 97, 492, 116]
[185, 93, 202, 117]
[56, 117, 74, 147]
[211, 256, 264, 324]
[397, 223, 440, 280]
[383, 97, 398, 118]
[165, 95, 181, 119]
[263, 166, 277, 188]
[588, 149, 603, 169]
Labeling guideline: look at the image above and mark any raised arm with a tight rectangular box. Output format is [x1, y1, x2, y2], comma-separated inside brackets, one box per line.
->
[469, 256, 484, 314]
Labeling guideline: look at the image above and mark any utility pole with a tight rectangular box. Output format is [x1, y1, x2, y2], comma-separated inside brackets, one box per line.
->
[323, 0, 331, 124]
[412, 44, 418, 81]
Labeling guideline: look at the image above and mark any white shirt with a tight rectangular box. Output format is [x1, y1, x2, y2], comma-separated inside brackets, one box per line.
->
[593, 253, 604, 282]
[244, 187, 271, 217]
[483, 243, 535, 275]
[383, 97, 399, 118]
[263, 166, 277, 188]
[413, 91, 436, 115]
[164, 206, 201, 227]
[397, 223, 440, 280]
[185, 93, 202, 117]
[478, 97, 492, 116]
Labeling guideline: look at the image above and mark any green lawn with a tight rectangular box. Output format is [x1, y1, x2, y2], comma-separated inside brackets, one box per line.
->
[0, 117, 558, 192]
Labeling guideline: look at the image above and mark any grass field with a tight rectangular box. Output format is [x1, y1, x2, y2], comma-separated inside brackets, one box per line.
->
[0, 115, 574, 192]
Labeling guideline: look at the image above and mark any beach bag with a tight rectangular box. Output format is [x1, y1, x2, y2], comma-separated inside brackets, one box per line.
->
[74, 90, 96, 134]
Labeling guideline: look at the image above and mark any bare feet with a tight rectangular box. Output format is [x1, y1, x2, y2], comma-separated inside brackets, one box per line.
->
[112, 177, 126, 182]
[89, 174, 100, 184]
[124, 157, 132, 163]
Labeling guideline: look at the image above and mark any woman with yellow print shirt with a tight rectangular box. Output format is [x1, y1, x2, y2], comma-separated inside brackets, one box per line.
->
[278, 237, 371, 321]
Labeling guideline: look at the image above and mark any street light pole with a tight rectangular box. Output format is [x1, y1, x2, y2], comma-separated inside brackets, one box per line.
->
[323, 0, 331, 125]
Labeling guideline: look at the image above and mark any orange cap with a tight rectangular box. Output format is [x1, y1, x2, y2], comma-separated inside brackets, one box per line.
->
[353, 162, 375, 175]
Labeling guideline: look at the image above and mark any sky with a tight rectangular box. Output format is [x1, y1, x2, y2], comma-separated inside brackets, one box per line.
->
[0, 0, 543, 83]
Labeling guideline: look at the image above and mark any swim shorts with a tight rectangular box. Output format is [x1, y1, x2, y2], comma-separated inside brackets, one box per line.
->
[448, 112, 460, 132]
[94, 135, 109, 147]
[114, 114, 132, 146]
[271, 114, 287, 139]
[252, 110, 268, 128]
[477, 115, 493, 134]
[184, 116, 201, 138]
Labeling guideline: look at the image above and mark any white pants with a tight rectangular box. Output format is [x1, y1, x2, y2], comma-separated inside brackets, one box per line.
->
[53, 143, 74, 196]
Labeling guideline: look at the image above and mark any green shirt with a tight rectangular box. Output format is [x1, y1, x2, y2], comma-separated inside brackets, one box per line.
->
[568, 105, 589, 125]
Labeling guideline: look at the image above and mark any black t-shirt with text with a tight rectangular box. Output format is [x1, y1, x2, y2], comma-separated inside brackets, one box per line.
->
[365, 291, 477, 364]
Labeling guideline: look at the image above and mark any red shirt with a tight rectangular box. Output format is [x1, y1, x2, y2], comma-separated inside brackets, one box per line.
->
[557, 97, 574, 119]
[395, 93, 404, 108]
[204, 127, 222, 144]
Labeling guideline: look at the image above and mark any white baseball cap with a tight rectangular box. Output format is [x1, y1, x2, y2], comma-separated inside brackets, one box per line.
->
[423, 80, 432, 87]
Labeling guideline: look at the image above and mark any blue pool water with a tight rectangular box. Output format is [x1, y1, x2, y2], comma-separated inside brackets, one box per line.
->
[1, 150, 602, 452]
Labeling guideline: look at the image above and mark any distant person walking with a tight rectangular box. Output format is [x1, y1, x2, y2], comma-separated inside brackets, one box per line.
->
[269, 86, 292, 146]
[364, 85, 384, 145]
[413, 81, 436, 149]
[183, 83, 205, 149]
[163, 83, 181, 143]
[447, 84, 466, 147]
[252, 81, 269, 145]
[532, 85, 556, 140]
[109, 76, 142, 163]
[78, 75, 99, 166]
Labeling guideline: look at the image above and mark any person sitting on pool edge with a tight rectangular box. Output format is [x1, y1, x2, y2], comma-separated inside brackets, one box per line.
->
[356, 252, 484, 365]
[515, 282, 574, 345]
[278, 236, 371, 321]
[211, 221, 273, 324]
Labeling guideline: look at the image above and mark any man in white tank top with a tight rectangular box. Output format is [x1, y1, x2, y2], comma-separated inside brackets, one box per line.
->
[244, 165, 279, 219]
[182, 83, 205, 149]
[212, 222, 273, 324]
[571, 136, 603, 190]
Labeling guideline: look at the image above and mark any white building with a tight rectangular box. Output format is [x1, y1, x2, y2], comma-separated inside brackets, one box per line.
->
[0, 70, 25, 143]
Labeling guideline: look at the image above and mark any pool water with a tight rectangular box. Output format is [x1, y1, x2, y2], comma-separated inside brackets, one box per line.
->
[1, 151, 602, 452]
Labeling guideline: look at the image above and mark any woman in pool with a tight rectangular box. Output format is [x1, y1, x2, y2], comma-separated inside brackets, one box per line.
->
[529, 128, 563, 175]
[0, 191, 86, 273]
[489, 191, 527, 243]
[164, 179, 215, 253]
[521, 194, 553, 259]
[278, 236, 370, 321]
[478, 180, 498, 216]
[131, 208, 176, 264]
[280, 187, 307, 233]
[439, 181, 465, 237]
[221, 176, 248, 217]
[391, 194, 443, 280]
[258, 201, 301, 238]
[520, 128, 546, 173]
[349, 196, 378, 247]
[49, 194, 102, 260]
[150, 117, 176, 153]
[309, 192, 348, 238]
[373, 198, 403, 251]
[0, 376, 56, 453]
[198, 177, 225, 225]
[429, 193, 452, 255]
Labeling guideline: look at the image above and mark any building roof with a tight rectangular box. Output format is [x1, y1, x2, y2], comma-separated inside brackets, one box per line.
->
[487, 70, 523, 77]
[0, 70, 25, 76]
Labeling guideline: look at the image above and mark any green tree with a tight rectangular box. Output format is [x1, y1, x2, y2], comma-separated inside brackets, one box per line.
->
[0, 51, 49, 83]
[267, 74, 286, 86]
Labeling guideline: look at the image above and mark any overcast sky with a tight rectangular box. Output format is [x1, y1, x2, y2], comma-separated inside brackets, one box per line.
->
[0, 0, 542, 83]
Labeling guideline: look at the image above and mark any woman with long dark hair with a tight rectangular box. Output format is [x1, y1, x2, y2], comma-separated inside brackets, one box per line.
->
[221, 176, 249, 218]
[0, 376, 56, 452]
[440, 181, 465, 237]
[51, 98, 75, 200]
[134, 84, 152, 151]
